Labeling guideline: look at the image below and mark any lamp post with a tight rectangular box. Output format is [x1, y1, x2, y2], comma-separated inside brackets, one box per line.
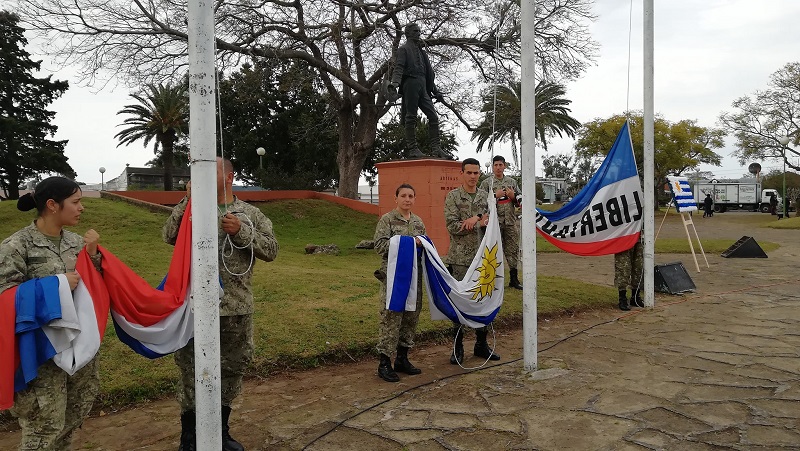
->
[256, 147, 266, 169]
[368, 179, 375, 204]
[778, 136, 790, 217]
[99, 167, 106, 191]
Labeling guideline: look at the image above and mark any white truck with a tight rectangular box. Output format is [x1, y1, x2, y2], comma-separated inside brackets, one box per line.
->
[693, 181, 780, 213]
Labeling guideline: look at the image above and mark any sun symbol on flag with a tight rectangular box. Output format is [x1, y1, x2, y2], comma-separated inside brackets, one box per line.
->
[468, 244, 501, 301]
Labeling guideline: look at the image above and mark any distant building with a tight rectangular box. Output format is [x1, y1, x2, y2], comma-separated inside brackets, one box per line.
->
[84, 166, 191, 191]
[539, 177, 568, 203]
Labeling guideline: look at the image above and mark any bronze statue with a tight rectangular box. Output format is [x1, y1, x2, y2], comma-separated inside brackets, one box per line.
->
[388, 23, 448, 159]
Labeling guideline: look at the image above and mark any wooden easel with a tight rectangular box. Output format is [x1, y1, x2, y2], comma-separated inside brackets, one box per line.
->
[655, 204, 709, 273]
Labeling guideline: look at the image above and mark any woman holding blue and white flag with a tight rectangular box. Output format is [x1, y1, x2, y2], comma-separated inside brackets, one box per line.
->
[373, 184, 427, 383]
[0, 177, 103, 450]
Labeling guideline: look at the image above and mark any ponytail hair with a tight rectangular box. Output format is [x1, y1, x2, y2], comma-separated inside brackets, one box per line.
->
[17, 177, 81, 215]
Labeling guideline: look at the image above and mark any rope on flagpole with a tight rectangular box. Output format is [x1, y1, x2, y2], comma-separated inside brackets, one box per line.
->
[213, 45, 256, 277]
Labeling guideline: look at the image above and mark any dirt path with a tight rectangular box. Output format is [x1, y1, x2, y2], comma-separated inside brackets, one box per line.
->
[1, 212, 798, 450]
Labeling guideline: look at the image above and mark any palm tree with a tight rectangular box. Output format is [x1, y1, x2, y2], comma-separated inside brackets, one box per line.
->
[115, 83, 189, 190]
[472, 80, 582, 166]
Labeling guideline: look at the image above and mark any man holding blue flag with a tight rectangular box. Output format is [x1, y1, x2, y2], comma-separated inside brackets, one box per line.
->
[444, 158, 500, 364]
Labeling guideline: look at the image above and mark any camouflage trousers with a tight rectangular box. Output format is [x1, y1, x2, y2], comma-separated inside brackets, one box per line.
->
[376, 278, 422, 357]
[11, 357, 99, 451]
[450, 264, 488, 333]
[614, 240, 644, 290]
[175, 314, 254, 412]
[499, 222, 520, 269]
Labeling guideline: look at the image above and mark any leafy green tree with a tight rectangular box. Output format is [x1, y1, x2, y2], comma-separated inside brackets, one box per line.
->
[541, 154, 575, 180]
[145, 136, 190, 169]
[0, 11, 73, 199]
[575, 113, 724, 195]
[115, 83, 189, 190]
[362, 118, 457, 184]
[718, 62, 800, 172]
[18, 0, 599, 198]
[572, 154, 600, 192]
[472, 80, 582, 166]
[217, 61, 339, 191]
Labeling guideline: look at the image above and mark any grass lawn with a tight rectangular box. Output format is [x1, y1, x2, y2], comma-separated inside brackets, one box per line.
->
[0, 197, 781, 408]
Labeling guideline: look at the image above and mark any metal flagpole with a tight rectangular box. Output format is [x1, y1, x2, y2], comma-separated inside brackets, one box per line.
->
[521, 0, 538, 371]
[643, 0, 655, 307]
[187, 0, 222, 446]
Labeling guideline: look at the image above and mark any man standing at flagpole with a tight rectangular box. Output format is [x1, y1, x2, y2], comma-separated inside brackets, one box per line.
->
[478, 155, 523, 290]
[444, 158, 501, 364]
[163, 158, 279, 451]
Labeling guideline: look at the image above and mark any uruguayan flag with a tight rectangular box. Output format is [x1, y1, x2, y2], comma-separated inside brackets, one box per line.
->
[666, 175, 698, 212]
[385, 235, 419, 312]
[420, 197, 505, 328]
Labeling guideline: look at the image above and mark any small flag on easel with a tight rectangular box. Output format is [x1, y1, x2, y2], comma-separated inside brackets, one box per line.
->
[667, 176, 698, 212]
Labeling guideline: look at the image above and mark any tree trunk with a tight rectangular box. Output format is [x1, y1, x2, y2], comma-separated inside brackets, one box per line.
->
[5, 165, 20, 200]
[334, 100, 379, 199]
[162, 133, 175, 191]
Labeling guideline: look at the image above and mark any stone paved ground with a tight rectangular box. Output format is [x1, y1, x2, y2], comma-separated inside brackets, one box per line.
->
[1, 213, 798, 450]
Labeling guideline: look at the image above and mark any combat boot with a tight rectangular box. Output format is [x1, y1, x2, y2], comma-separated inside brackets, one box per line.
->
[449, 326, 464, 365]
[474, 329, 501, 360]
[178, 410, 196, 451]
[394, 346, 422, 375]
[618, 290, 630, 311]
[631, 289, 645, 308]
[509, 268, 523, 290]
[404, 122, 425, 158]
[378, 353, 400, 382]
[221, 406, 245, 451]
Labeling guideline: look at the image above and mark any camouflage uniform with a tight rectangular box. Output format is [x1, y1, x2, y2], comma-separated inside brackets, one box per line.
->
[374, 210, 426, 356]
[0, 222, 102, 451]
[444, 186, 488, 268]
[444, 187, 489, 332]
[163, 197, 278, 411]
[478, 175, 520, 269]
[614, 238, 643, 290]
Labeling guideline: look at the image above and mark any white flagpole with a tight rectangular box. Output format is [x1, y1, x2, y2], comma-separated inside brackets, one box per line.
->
[521, 0, 538, 371]
[643, 0, 655, 307]
[187, 0, 222, 446]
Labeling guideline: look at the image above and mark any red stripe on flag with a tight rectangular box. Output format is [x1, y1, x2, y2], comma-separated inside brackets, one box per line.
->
[98, 201, 192, 327]
[0, 288, 18, 410]
[76, 250, 111, 338]
[537, 230, 640, 256]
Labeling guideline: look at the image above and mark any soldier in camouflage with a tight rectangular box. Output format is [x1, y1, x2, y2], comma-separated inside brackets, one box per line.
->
[478, 155, 523, 289]
[614, 235, 644, 310]
[163, 158, 278, 451]
[373, 184, 427, 382]
[0, 177, 102, 451]
[444, 158, 501, 365]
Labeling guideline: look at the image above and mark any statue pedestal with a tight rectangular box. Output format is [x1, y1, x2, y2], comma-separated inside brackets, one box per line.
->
[375, 159, 462, 255]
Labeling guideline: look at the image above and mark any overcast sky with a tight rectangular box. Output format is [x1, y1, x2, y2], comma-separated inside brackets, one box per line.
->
[18, 0, 800, 184]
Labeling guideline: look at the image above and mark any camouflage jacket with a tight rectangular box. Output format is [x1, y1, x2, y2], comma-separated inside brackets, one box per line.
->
[0, 222, 102, 293]
[478, 175, 520, 225]
[162, 196, 279, 316]
[374, 210, 427, 275]
[444, 186, 488, 267]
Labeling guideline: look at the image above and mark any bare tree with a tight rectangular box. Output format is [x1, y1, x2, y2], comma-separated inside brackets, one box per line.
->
[15, 0, 597, 198]
[718, 62, 800, 173]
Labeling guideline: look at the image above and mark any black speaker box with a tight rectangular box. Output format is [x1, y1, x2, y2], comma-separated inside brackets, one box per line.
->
[654, 262, 696, 294]
[721, 236, 768, 258]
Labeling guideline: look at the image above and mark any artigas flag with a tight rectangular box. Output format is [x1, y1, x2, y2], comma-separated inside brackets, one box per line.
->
[536, 121, 643, 256]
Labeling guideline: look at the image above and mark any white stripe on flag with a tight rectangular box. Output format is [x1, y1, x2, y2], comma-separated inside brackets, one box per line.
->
[48, 277, 102, 375]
